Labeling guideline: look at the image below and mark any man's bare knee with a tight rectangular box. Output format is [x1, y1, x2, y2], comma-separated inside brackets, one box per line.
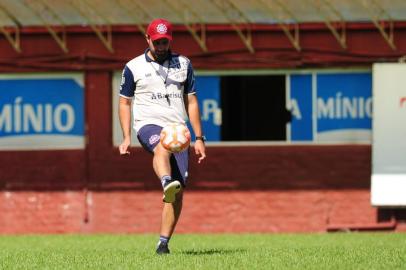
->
[154, 142, 167, 154]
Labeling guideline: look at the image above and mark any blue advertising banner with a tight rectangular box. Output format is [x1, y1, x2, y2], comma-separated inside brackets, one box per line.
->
[316, 73, 372, 141]
[192, 76, 221, 141]
[0, 76, 84, 150]
[289, 74, 313, 141]
[288, 71, 372, 143]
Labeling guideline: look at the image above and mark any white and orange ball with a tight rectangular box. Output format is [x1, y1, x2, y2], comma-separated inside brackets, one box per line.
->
[160, 123, 191, 153]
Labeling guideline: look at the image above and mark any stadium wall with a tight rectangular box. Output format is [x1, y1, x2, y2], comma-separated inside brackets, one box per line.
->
[1, 23, 406, 233]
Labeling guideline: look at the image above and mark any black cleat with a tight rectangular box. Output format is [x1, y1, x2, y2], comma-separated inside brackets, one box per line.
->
[156, 242, 170, 255]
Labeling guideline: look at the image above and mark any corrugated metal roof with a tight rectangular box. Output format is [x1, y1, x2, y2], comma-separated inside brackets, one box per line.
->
[0, 0, 405, 27]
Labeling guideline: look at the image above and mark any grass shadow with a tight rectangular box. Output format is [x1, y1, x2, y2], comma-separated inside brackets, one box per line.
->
[181, 248, 246, 256]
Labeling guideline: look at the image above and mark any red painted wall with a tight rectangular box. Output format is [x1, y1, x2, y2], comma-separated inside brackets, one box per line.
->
[1, 191, 405, 233]
[1, 23, 406, 233]
[1, 22, 406, 72]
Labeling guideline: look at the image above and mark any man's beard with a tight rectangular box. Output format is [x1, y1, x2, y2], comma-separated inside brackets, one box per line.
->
[153, 50, 169, 63]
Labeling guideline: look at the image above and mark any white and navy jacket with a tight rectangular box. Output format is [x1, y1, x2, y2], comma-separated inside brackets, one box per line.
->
[120, 49, 196, 132]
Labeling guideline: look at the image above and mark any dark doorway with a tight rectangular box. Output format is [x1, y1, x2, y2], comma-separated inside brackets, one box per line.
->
[220, 75, 290, 141]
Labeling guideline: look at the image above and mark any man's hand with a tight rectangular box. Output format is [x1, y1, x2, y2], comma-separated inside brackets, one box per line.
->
[194, 140, 206, 163]
[119, 138, 131, 155]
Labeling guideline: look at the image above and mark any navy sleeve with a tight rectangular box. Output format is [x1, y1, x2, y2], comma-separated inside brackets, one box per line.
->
[184, 61, 196, 94]
[119, 65, 135, 98]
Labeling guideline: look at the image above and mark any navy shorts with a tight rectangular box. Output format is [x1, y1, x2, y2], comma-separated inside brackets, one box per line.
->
[137, 124, 189, 187]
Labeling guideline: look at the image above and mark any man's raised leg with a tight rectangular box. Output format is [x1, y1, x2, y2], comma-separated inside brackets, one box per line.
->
[153, 143, 182, 254]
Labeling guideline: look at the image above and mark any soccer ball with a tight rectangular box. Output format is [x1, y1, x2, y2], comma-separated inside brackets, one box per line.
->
[160, 123, 191, 153]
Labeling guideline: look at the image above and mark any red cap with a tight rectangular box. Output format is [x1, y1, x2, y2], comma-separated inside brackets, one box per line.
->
[147, 19, 173, 41]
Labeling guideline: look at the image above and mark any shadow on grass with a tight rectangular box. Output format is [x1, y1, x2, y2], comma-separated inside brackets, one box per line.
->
[181, 248, 246, 256]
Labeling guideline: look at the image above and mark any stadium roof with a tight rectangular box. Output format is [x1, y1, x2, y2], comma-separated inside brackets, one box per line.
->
[0, 0, 405, 54]
[0, 0, 405, 27]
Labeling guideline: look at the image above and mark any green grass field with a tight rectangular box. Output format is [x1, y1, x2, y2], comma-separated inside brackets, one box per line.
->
[0, 233, 405, 269]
